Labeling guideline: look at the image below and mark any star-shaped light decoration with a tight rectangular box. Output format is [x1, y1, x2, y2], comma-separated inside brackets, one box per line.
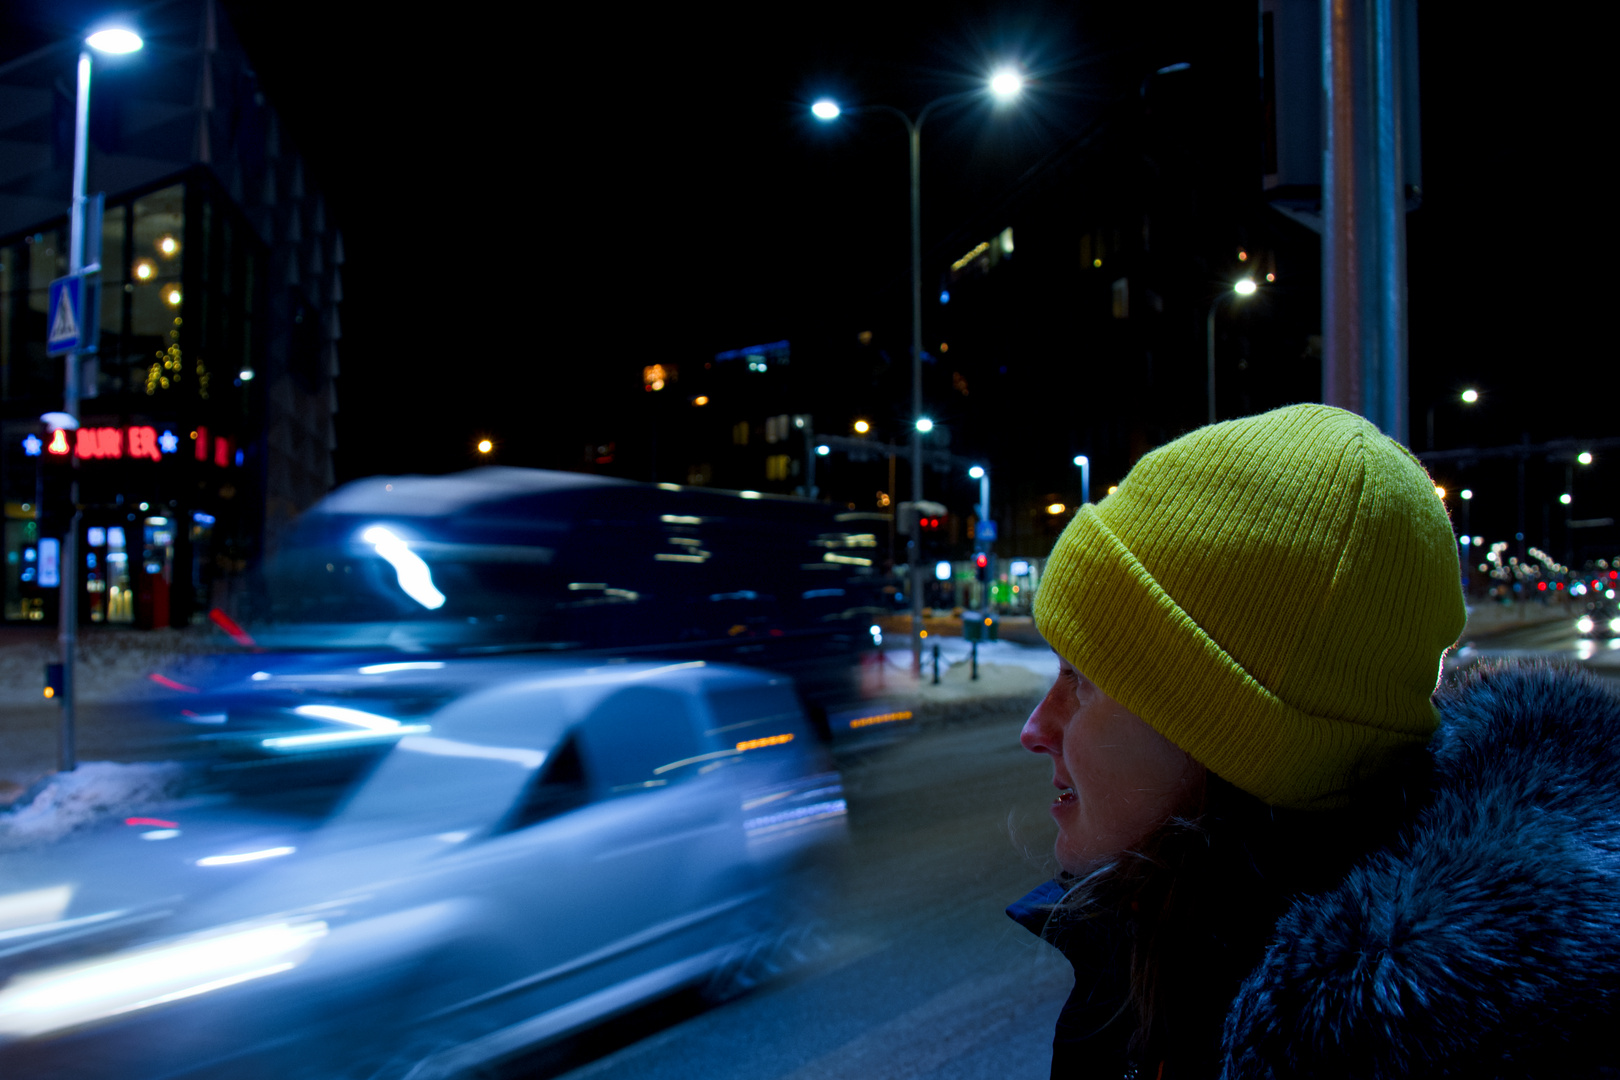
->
[21, 434, 42, 457]
[158, 429, 180, 454]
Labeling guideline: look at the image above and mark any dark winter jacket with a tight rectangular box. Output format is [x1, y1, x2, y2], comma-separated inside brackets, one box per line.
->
[1009, 662, 1620, 1079]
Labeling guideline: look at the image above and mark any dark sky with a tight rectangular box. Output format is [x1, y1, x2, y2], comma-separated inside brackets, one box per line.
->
[4, 1, 1611, 527]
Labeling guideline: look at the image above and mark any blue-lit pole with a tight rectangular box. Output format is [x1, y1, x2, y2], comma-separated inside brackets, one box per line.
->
[55, 28, 141, 772]
[1206, 279, 1258, 426]
[1073, 455, 1090, 506]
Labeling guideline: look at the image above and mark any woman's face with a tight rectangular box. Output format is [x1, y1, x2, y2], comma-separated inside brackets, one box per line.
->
[1020, 657, 1203, 874]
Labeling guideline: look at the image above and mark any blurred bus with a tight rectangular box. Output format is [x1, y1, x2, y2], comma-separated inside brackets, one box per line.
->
[241, 469, 893, 734]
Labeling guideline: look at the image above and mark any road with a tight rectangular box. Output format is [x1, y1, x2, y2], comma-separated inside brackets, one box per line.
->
[506, 698, 1072, 1080]
[1453, 610, 1620, 677]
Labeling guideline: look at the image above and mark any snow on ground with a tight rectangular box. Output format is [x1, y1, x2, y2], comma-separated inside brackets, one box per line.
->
[0, 761, 185, 850]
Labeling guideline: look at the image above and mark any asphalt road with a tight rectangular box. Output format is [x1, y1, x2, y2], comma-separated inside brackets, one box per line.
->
[1454, 612, 1620, 676]
[506, 702, 1071, 1080]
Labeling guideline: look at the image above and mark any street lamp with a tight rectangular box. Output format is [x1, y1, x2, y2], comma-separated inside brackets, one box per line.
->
[814, 72, 1023, 674]
[1072, 454, 1090, 506]
[1206, 279, 1257, 425]
[50, 24, 144, 773]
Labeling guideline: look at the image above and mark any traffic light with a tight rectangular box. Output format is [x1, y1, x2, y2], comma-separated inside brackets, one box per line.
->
[974, 552, 989, 582]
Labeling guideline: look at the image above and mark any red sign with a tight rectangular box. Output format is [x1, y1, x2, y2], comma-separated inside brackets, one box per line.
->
[46, 429, 70, 455]
[49, 424, 228, 464]
[75, 427, 123, 459]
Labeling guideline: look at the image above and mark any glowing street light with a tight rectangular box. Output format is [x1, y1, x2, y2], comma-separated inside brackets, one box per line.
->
[989, 69, 1023, 98]
[1461, 489, 1473, 500]
[853, 419, 870, 434]
[1578, 451, 1594, 465]
[915, 417, 934, 434]
[1460, 388, 1480, 404]
[1233, 278, 1258, 296]
[1046, 503, 1067, 515]
[811, 99, 841, 121]
[86, 28, 143, 53]
[476, 439, 494, 455]
[968, 465, 984, 479]
[1560, 493, 1573, 506]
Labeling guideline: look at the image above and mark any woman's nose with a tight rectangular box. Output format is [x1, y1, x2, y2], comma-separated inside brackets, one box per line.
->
[1020, 705, 1058, 756]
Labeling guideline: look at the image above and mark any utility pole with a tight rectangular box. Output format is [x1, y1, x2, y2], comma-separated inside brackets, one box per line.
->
[1321, 0, 1416, 443]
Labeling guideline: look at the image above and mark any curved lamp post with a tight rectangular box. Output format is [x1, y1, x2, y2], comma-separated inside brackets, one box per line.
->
[813, 69, 1023, 675]
[53, 25, 144, 772]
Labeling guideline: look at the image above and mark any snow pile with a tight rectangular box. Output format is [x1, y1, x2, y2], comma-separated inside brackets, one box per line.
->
[0, 761, 186, 851]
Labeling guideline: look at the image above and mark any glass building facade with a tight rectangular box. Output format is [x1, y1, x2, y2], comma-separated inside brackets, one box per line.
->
[1, 170, 268, 627]
[0, 0, 344, 629]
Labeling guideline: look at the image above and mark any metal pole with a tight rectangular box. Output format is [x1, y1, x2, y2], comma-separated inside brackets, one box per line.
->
[1206, 295, 1222, 426]
[804, 418, 817, 499]
[908, 121, 924, 680]
[1079, 456, 1090, 506]
[57, 49, 92, 773]
[1321, 0, 1410, 443]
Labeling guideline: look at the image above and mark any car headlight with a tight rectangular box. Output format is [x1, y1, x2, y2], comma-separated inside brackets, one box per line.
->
[0, 917, 326, 1038]
[1577, 616, 1595, 634]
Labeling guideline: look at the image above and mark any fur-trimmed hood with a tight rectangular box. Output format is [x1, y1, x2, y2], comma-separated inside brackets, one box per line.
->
[1220, 662, 1620, 1078]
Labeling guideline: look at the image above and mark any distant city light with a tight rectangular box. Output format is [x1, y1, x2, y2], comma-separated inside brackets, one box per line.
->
[1233, 279, 1258, 296]
[1435, 486, 1446, 499]
[811, 100, 841, 121]
[989, 69, 1023, 98]
[1560, 493, 1572, 505]
[1072, 455, 1088, 467]
[1106, 485, 1118, 495]
[1092, 258, 1102, 268]
[1461, 489, 1473, 500]
[692, 395, 709, 406]
[1461, 388, 1479, 403]
[86, 28, 143, 53]
[1578, 451, 1594, 465]
[158, 235, 178, 256]
[1237, 250, 1249, 261]
[934, 560, 952, 582]
[476, 439, 493, 455]
[968, 465, 985, 479]
[1265, 272, 1276, 282]
[1046, 503, 1066, 515]
[816, 445, 830, 456]
[853, 419, 870, 434]
[939, 290, 950, 304]
[915, 417, 934, 434]
[238, 369, 254, 381]
[165, 288, 182, 305]
[134, 260, 154, 280]
[1460, 536, 1471, 547]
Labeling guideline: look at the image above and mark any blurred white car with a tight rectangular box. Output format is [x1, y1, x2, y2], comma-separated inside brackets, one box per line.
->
[0, 657, 845, 1079]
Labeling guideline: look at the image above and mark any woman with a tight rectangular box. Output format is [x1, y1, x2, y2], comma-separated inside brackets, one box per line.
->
[1009, 404, 1619, 1079]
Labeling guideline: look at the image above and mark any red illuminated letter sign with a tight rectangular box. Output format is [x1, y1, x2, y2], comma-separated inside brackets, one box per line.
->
[195, 426, 210, 462]
[127, 426, 160, 461]
[214, 436, 231, 467]
[98, 427, 123, 458]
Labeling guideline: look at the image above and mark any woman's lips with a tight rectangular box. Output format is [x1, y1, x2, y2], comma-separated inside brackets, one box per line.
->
[1052, 787, 1076, 808]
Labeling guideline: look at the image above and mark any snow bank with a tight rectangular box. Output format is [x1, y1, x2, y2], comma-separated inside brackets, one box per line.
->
[0, 761, 186, 851]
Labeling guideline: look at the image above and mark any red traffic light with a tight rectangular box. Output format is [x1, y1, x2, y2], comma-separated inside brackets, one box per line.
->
[974, 553, 988, 569]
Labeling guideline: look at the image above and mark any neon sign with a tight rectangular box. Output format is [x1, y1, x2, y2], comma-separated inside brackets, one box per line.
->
[23, 426, 231, 464]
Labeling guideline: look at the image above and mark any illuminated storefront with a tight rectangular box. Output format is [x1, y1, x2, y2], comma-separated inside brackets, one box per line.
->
[2, 175, 266, 628]
[0, 0, 343, 630]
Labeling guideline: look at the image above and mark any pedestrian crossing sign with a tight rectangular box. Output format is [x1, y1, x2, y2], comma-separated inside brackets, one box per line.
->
[47, 274, 94, 356]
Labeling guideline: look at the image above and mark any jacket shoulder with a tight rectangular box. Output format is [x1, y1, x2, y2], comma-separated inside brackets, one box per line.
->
[1221, 662, 1620, 1079]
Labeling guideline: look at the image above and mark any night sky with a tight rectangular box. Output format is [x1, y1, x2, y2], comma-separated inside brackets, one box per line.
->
[3, 1, 1611, 543]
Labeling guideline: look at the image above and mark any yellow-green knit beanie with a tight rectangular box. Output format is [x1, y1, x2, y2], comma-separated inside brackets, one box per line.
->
[1033, 404, 1465, 810]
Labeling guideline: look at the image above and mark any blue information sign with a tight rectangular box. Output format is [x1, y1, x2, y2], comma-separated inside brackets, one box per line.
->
[976, 520, 998, 542]
[46, 275, 87, 356]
